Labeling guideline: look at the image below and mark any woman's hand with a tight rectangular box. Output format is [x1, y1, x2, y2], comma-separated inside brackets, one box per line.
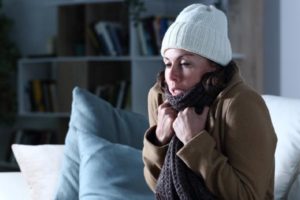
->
[173, 107, 209, 144]
[155, 101, 177, 145]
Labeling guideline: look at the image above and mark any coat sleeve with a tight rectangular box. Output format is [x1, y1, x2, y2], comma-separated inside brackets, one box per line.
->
[143, 84, 167, 191]
[147, 83, 163, 127]
[177, 91, 277, 199]
[142, 126, 168, 192]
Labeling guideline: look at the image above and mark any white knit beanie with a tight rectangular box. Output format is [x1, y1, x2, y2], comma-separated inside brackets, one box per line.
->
[161, 4, 232, 66]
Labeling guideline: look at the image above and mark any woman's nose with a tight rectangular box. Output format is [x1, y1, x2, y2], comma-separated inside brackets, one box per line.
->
[169, 65, 180, 81]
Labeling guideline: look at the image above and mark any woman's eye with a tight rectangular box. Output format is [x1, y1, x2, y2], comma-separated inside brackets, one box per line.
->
[164, 63, 172, 68]
[180, 62, 190, 67]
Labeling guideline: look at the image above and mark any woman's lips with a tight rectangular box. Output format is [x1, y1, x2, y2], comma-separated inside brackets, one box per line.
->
[170, 88, 184, 96]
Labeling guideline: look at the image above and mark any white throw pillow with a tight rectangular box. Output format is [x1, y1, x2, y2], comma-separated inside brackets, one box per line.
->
[11, 144, 64, 200]
[262, 95, 300, 199]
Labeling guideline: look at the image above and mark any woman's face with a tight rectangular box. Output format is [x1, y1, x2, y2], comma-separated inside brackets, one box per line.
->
[163, 48, 217, 96]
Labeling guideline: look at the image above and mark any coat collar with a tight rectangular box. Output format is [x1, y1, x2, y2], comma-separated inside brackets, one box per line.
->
[216, 66, 244, 101]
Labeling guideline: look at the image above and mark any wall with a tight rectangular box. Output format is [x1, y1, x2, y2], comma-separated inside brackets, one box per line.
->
[263, 0, 280, 95]
[1, 0, 61, 146]
[3, 0, 57, 56]
[280, 0, 300, 98]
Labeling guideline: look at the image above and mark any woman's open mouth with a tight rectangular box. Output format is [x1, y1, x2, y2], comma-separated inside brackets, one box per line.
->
[170, 88, 184, 96]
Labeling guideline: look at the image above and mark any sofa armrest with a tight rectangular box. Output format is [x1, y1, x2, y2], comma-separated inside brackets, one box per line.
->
[0, 172, 31, 200]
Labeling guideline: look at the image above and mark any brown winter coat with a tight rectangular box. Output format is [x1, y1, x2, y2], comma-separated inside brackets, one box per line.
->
[142, 69, 277, 199]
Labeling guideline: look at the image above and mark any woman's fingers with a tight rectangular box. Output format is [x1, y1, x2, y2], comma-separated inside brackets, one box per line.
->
[174, 106, 210, 144]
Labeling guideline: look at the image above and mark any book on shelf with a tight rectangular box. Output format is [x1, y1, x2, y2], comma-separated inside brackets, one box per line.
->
[94, 80, 130, 109]
[87, 23, 103, 54]
[122, 82, 132, 110]
[28, 79, 45, 112]
[158, 17, 174, 46]
[143, 16, 159, 55]
[94, 84, 118, 105]
[106, 23, 125, 56]
[27, 79, 59, 113]
[115, 80, 130, 109]
[94, 21, 116, 56]
[137, 21, 149, 56]
[48, 80, 59, 112]
[92, 21, 126, 56]
[137, 16, 174, 56]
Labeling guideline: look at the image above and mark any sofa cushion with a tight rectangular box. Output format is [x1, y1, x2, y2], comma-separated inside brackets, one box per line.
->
[54, 87, 149, 199]
[0, 172, 31, 200]
[11, 144, 64, 200]
[262, 95, 300, 199]
[288, 167, 300, 200]
[78, 128, 153, 199]
[54, 126, 79, 199]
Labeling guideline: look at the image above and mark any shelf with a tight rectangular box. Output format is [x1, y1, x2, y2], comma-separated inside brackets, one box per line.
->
[18, 0, 261, 129]
[19, 112, 70, 118]
[19, 53, 244, 64]
[20, 56, 131, 64]
[47, 0, 124, 6]
[132, 53, 245, 62]
[0, 161, 19, 171]
[133, 56, 162, 61]
[48, 0, 192, 7]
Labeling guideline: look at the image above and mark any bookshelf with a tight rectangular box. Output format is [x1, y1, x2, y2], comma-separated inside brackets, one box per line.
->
[18, 57, 130, 116]
[18, 0, 263, 122]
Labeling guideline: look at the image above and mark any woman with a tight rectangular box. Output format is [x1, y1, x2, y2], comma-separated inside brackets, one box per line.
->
[142, 3, 277, 200]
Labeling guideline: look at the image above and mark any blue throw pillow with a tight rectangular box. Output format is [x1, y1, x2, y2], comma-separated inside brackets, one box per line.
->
[78, 129, 153, 200]
[54, 126, 80, 199]
[54, 87, 149, 199]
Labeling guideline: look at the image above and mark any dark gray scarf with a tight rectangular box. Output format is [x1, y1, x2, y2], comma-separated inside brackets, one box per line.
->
[155, 81, 217, 200]
[164, 81, 214, 114]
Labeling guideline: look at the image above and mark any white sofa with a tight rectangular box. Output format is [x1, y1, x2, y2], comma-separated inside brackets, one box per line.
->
[0, 94, 300, 200]
[0, 172, 30, 199]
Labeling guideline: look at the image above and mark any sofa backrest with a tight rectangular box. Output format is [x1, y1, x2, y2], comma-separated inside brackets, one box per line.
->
[262, 95, 300, 200]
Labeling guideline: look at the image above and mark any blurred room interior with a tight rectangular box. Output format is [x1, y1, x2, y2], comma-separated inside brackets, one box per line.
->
[0, 0, 298, 172]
